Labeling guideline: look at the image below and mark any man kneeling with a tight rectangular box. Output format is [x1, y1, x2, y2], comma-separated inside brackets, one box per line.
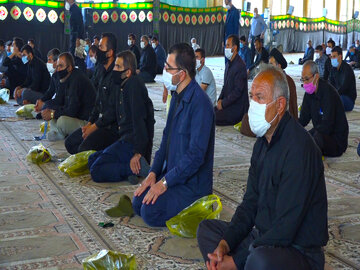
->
[88, 50, 155, 183]
[197, 65, 328, 270]
[132, 43, 215, 227]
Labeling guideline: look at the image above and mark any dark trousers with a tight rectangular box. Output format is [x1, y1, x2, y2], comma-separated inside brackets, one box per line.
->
[357, 143, 360, 157]
[132, 184, 199, 227]
[69, 33, 77, 56]
[64, 127, 119, 155]
[340, 95, 355, 112]
[88, 140, 133, 183]
[138, 71, 155, 83]
[197, 219, 324, 270]
[309, 128, 343, 157]
[215, 107, 243, 126]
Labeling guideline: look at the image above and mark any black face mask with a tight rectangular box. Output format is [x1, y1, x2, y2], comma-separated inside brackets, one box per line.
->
[97, 49, 108, 64]
[58, 68, 68, 79]
[112, 69, 128, 85]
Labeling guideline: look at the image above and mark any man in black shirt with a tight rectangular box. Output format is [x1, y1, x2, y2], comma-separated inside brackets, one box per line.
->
[128, 33, 140, 67]
[41, 53, 96, 141]
[197, 65, 328, 270]
[88, 50, 155, 183]
[300, 61, 348, 157]
[329, 46, 357, 112]
[14, 45, 50, 105]
[216, 34, 248, 126]
[65, 33, 119, 154]
[137, 35, 157, 83]
[67, 0, 84, 56]
[247, 37, 269, 79]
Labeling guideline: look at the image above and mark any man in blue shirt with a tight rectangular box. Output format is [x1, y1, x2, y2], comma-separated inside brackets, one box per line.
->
[151, 36, 166, 74]
[239, 35, 251, 70]
[299, 40, 314, 65]
[344, 46, 360, 69]
[224, 0, 239, 63]
[249, 8, 267, 64]
[133, 43, 215, 227]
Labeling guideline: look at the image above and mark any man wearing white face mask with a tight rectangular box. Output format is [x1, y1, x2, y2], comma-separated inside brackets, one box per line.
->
[195, 48, 217, 106]
[314, 45, 329, 80]
[128, 33, 140, 67]
[151, 36, 166, 74]
[216, 34, 248, 126]
[133, 43, 215, 227]
[191, 38, 200, 51]
[137, 35, 157, 83]
[197, 65, 328, 270]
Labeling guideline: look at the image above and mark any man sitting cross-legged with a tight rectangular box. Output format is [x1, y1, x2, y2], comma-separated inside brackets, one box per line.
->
[197, 65, 328, 270]
[132, 43, 215, 227]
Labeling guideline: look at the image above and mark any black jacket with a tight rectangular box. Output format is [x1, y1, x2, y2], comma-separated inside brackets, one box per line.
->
[329, 61, 357, 102]
[323, 57, 331, 81]
[139, 44, 157, 78]
[249, 47, 269, 71]
[69, 3, 84, 39]
[299, 78, 348, 154]
[91, 62, 102, 90]
[88, 60, 117, 132]
[218, 54, 249, 122]
[22, 56, 50, 93]
[41, 72, 63, 102]
[130, 45, 141, 67]
[114, 75, 155, 163]
[33, 47, 43, 61]
[51, 69, 96, 120]
[3, 56, 27, 92]
[223, 112, 328, 268]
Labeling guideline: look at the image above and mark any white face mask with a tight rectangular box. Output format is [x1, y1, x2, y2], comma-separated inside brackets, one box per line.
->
[140, 41, 145, 49]
[224, 48, 233, 60]
[46, 63, 55, 74]
[127, 39, 132, 46]
[225, 5, 231, 9]
[248, 99, 278, 137]
[196, 59, 202, 69]
[90, 56, 96, 64]
[65, 2, 70, 10]
[315, 53, 320, 59]
[326, 47, 332, 55]
[163, 70, 181, 91]
[152, 43, 156, 49]
[10, 46, 14, 53]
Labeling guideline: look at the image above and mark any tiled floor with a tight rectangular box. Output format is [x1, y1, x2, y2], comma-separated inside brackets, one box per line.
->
[0, 56, 359, 269]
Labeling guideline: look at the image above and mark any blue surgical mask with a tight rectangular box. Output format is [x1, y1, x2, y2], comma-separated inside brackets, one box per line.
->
[22, 56, 28, 64]
[85, 45, 89, 52]
[7, 51, 11, 57]
[240, 43, 244, 49]
[331, 58, 339, 68]
[350, 51, 355, 56]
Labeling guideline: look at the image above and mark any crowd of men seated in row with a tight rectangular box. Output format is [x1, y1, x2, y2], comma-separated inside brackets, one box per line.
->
[0, 29, 359, 269]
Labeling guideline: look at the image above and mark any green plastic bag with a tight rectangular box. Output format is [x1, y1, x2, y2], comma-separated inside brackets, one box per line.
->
[26, 144, 51, 164]
[82, 249, 136, 270]
[0, 88, 10, 104]
[15, 104, 36, 118]
[166, 194, 222, 238]
[233, 121, 242, 131]
[58, 150, 95, 177]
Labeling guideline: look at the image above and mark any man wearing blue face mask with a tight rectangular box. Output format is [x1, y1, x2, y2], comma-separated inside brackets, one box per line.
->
[198, 65, 328, 270]
[238, 35, 251, 70]
[14, 44, 50, 105]
[299, 61, 348, 157]
[344, 46, 360, 69]
[329, 46, 357, 112]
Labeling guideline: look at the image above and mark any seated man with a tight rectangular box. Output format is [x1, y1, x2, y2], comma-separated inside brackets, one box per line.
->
[92, 35, 100, 47]
[238, 35, 251, 70]
[191, 37, 200, 51]
[241, 49, 298, 137]
[137, 35, 157, 83]
[216, 34, 248, 126]
[88, 50, 155, 183]
[41, 52, 96, 141]
[151, 36, 166, 74]
[315, 45, 329, 79]
[195, 48, 217, 106]
[65, 32, 119, 154]
[299, 40, 314, 65]
[329, 46, 357, 112]
[247, 37, 269, 79]
[14, 44, 50, 105]
[5, 40, 12, 57]
[300, 60, 348, 157]
[28, 39, 43, 61]
[128, 33, 140, 67]
[344, 46, 360, 69]
[133, 43, 215, 227]
[355, 40, 360, 50]
[2, 37, 27, 97]
[34, 48, 61, 113]
[197, 65, 328, 270]
[0, 40, 7, 73]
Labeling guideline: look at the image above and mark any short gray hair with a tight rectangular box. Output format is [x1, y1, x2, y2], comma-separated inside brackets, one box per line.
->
[303, 60, 319, 75]
[258, 64, 289, 109]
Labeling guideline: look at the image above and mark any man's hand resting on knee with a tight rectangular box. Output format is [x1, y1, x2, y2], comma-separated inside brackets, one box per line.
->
[206, 240, 236, 270]
[82, 123, 97, 139]
[130, 153, 142, 175]
[134, 172, 156, 197]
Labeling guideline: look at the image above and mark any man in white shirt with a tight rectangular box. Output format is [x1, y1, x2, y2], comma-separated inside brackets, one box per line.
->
[195, 48, 217, 106]
[191, 38, 200, 51]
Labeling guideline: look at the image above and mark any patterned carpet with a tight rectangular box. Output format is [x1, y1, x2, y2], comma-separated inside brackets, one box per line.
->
[0, 57, 359, 269]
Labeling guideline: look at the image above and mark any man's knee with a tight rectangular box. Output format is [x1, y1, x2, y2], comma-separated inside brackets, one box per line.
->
[140, 203, 166, 227]
[245, 246, 276, 270]
[89, 158, 106, 183]
[197, 220, 213, 241]
[132, 195, 143, 216]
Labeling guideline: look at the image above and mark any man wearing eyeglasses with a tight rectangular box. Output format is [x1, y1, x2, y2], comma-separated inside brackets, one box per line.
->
[299, 60, 348, 157]
[132, 43, 215, 227]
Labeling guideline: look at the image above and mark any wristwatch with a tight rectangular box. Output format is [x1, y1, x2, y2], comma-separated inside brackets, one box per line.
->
[50, 111, 54, 119]
[162, 178, 168, 188]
